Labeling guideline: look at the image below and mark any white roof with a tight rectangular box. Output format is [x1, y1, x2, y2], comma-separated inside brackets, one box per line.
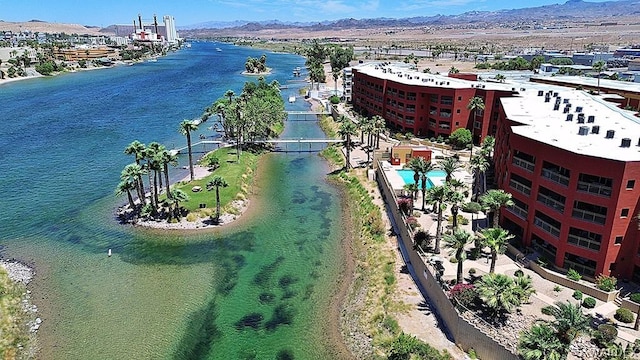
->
[352, 62, 513, 91]
[501, 87, 640, 162]
[531, 75, 640, 93]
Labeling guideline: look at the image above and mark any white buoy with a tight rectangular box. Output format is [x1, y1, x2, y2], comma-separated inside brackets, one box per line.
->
[108, 249, 112, 257]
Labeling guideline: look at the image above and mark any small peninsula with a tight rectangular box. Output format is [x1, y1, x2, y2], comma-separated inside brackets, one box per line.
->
[241, 54, 272, 75]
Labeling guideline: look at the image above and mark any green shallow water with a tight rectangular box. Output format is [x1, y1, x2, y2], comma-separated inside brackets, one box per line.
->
[0, 42, 348, 359]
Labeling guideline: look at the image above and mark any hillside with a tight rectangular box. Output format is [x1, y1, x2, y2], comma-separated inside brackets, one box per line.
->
[0, 20, 107, 35]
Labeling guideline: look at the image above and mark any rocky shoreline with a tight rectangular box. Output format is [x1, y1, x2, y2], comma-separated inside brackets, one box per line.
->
[131, 199, 250, 230]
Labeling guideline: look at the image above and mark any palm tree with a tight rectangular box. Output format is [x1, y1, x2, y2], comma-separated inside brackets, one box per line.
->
[495, 74, 506, 83]
[480, 135, 495, 159]
[480, 189, 514, 228]
[477, 273, 521, 318]
[403, 183, 419, 200]
[372, 115, 386, 149]
[543, 301, 590, 345]
[168, 188, 189, 220]
[338, 119, 357, 170]
[419, 160, 434, 211]
[444, 229, 474, 284]
[406, 157, 424, 193]
[593, 60, 606, 95]
[445, 187, 466, 230]
[514, 273, 536, 303]
[479, 227, 514, 273]
[159, 149, 178, 199]
[439, 156, 462, 183]
[207, 175, 228, 223]
[179, 119, 199, 181]
[146, 142, 164, 207]
[469, 154, 489, 199]
[467, 96, 485, 147]
[121, 163, 146, 205]
[225, 89, 235, 103]
[116, 179, 137, 210]
[124, 140, 147, 201]
[518, 323, 568, 360]
[426, 185, 447, 254]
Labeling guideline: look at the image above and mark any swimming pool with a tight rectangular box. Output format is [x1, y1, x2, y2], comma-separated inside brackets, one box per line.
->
[396, 169, 447, 187]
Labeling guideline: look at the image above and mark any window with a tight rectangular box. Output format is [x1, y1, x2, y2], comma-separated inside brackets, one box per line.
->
[430, 94, 438, 102]
[578, 173, 612, 197]
[537, 186, 566, 213]
[441, 96, 453, 105]
[534, 211, 561, 237]
[458, 96, 462, 101]
[627, 180, 635, 189]
[507, 198, 528, 220]
[615, 236, 623, 245]
[510, 173, 532, 195]
[563, 253, 596, 277]
[541, 161, 570, 186]
[568, 227, 602, 251]
[512, 150, 536, 172]
[456, 109, 461, 113]
[621, 208, 630, 217]
[572, 201, 607, 225]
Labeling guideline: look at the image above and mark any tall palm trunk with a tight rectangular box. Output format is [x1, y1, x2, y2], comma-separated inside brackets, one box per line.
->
[456, 248, 464, 283]
[147, 164, 155, 208]
[345, 135, 351, 170]
[452, 205, 459, 229]
[163, 163, 171, 199]
[435, 204, 443, 254]
[215, 187, 221, 223]
[186, 132, 194, 181]
[125, 189, 135, 209]
[153, 171, 159, 206]
[490, 250, 497, 273]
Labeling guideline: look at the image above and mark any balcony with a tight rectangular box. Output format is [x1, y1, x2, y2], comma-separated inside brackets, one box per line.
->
[534, 217, 561, 237]
[577, 181, 612, 197]
[572, 209, 606, 225]
[509, 179, 531, 195]
[507, 204, 528, 220]
[537, 193, 565, 213]
[512, 157, 535, 172]
[541, 169, 570, 187]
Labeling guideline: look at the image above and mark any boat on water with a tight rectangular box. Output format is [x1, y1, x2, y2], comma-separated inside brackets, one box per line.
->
[216, 48, 222, 52]
[147, 58, 157, 62]
[288, 96, 296, 103]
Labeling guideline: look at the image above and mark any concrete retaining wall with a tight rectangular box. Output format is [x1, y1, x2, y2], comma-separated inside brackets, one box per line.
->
[528, 262, 619, 302]
[376, 166, 518, 360]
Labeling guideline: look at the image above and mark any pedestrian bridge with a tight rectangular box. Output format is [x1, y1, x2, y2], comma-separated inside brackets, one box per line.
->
[171, 138, 343, 154]
[286, 111, 327, 122]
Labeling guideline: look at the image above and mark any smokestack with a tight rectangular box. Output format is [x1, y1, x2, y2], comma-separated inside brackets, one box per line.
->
[138, 14, 142, 30]
[133, 20, 136, 32]
[154, 14, 158, 34]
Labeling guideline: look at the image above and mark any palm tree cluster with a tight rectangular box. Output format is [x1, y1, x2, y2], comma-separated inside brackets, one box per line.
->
[328, 45, 354, 94]
[117, 139, 187, 220]
[469, 135, 495, 199]
[518, 301, 590, 360]
[244, 54, 267, 74]
[207, 78, 287, 161]
[305, 40, 328, 90]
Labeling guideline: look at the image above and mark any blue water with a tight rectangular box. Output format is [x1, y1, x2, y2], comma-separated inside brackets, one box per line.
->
[0, 42, 347, 359]
[396, 169, 446, 186]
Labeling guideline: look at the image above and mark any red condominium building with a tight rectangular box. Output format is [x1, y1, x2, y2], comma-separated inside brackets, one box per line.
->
[350, 63, 515, 144]
[494, 86, 640, 280]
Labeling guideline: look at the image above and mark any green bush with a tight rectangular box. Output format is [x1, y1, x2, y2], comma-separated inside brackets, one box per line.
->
[514, 269, 524, 278]
[566, 268, 582, 282]
[582, 297, 596, 309]
[541, 306, 553, 316]
[594, 324, 618, 348]
[468, 268, 476, 275]
[615, 308, 635, 323]
[449, 256, 458, 263]
[572, 290, 583, 300]
[329, 95, 340, 104]
[596, 274, 617, 292]
[630, 293, 640, 304]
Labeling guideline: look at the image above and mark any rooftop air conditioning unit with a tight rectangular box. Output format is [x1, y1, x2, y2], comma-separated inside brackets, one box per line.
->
[538, 90, 544, 96]
[576, 106, 583, 113]
[578, 126, 589, 136]
[563, 98, 570, 104]
[587, 115, 595, 123]
[554, 104, 560, 111]
[621, 138, 632, 147]
[591, 125, 600, 134]
[566, 114, 574, 121]
[606, 130, 615, 139]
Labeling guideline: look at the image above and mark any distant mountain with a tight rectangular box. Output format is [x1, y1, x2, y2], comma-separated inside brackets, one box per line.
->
[179, 0, 640, 35]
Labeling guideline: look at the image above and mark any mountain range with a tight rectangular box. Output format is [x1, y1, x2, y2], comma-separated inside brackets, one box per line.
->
[178, 0, 640, 32]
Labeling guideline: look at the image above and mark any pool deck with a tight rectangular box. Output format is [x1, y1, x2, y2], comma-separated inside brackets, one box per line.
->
[381, 162, 465, 195]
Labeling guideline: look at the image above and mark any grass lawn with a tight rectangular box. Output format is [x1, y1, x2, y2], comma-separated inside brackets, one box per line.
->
[167, 146, 260, 219]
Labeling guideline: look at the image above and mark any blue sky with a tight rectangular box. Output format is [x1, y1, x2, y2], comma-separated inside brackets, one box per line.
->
[1, 0, 614, 27]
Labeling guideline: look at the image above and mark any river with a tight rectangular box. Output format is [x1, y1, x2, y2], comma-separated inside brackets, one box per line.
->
[0, 41, 347, 359]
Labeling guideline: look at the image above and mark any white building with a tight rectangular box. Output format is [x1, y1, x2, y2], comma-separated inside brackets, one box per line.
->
[163, 15, 178, 44]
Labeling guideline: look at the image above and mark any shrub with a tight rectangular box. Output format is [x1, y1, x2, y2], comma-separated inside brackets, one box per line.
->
[582, 297, 596, 308]
[630, 293, 640, 304]
[514, 269, 524, 278]
[572, 290, 583, 300]
[449, 128, 472, 149]
[413, 230, 432, 250]
[541, 306, 553, 316]
[594, 324, 618, 348]
[468, 247, 481, 260]
[406, 216, 419, 230]
[553, 285, 562, 293]
[596, 274, 617, 292]
[329, 95, 340, 104]
[615, 308, 634, 323]
[449, 257, 458, 263]
[566, 268, 582, 282]
[450, 283, 477, 310]
[468, 268, 476, 275]
[397, 197, 413, 216]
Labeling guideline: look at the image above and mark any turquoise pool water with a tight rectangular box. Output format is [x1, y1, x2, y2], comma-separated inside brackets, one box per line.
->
[396, 169, 447, 187]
